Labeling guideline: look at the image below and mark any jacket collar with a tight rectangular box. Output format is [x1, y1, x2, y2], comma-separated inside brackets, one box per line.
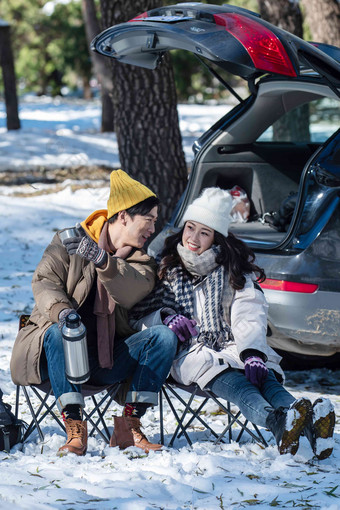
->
[80, 210, 108, 243]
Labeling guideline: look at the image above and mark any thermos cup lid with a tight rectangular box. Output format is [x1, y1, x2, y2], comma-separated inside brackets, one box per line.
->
[59, 226, 79, 243]
[65, 312, 81, 328]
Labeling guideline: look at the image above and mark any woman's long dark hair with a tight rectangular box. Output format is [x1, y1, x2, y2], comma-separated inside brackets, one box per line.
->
[158, 226, 266, 290]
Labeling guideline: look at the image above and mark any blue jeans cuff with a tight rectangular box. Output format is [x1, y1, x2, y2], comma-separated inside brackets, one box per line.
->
[125, 391, 159, 405]
[57, 392, 85, 412]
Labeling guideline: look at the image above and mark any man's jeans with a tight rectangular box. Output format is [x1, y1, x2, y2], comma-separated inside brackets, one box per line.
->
[205, 369, 296, 428]
[41, 324, 178, 412]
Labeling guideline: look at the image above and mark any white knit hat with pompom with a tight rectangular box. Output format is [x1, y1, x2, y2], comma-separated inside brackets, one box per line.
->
[181, 187, 233, 237]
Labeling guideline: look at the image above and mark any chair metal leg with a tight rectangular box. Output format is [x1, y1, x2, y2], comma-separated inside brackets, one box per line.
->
[87, 395, 111, 440]
[159, 390, 164, 445]
[22, 386, 45, 442]
[86, 393, 115, 442]
[85, 384, 120, 443]
[21, 385, 65, 442]
[213, 409, 242, 444]
[252, 423, 268, 447]
[162, 386, 193, 447]
[30, 387, 65, 432]
[170, 391, 197, 443]
[227, 401, 232, 442]
[165, 384, 221, 441]
[205, 391, 267, 446]
[176, 397, 211, 440]
[236, 420, 268, 447]
[18, 382, 154, 448]
[161, 383, 268, 449]
[83, 408, 112, 443]
[15, 385, 21, 419]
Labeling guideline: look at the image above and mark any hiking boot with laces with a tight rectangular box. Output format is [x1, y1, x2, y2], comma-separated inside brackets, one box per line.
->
[110, 416, 162, 453]
[58, 419, 87, 456]
[304, 397, 335, 460]
[266, 397, 312, 455]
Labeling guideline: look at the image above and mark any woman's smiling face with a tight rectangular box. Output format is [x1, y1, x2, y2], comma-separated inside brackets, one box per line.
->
[182, 220, 215, 255]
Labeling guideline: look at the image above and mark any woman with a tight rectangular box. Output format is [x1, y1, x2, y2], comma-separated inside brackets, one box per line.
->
[131, 187, 335, 459]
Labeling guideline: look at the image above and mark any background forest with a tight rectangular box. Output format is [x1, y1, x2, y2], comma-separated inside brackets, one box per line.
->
[1, 0, 339, 225]
[1, 0, 338, 101]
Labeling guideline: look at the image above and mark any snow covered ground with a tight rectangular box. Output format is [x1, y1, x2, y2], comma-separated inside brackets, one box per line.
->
[0, 97, 339, 510]
[0, 96, 231, 170]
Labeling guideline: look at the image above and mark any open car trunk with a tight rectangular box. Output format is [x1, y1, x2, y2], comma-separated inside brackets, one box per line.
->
[195, 142, 316, 247]
[171, 79, 340, 252]
[92, 2, 340, 254]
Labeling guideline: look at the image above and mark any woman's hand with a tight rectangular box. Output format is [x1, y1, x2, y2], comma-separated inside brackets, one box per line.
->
[163, 314, 198, 342]
[244, 356, 268, 387]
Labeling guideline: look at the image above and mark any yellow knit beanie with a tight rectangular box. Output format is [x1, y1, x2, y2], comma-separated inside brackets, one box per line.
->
[107, 169, 156, 219]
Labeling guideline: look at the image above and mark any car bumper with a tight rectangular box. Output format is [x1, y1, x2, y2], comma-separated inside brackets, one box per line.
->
[264, 288, 340, 356]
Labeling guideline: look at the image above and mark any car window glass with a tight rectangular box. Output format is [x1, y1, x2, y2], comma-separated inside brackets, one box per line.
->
[257, 97, 339, 143]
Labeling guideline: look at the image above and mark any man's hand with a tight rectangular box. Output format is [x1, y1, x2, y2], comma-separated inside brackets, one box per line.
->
[163, 314, 198, 343]
[58, 308, 76, 330]
[62, 225, 107, 267]
[244, 356, 268, 387]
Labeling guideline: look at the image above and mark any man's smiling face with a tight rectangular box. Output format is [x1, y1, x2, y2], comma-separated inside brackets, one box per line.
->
[120, 206, 158, 249]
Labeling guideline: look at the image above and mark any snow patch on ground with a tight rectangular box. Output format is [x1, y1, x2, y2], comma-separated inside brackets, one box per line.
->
[0, 98, 339, 509]
[0, 97, 232, 170]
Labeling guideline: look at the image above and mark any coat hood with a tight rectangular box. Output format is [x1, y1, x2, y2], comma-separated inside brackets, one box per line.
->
[80, 209, 108, 243]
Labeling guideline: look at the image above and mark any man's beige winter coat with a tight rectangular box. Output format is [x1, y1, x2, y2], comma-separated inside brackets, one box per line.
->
[10, 225, 156, 386]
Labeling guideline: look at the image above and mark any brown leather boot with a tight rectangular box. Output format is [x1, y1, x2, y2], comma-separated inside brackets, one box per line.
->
[110, 416, 162, 453]
[58, 419, 88, 456]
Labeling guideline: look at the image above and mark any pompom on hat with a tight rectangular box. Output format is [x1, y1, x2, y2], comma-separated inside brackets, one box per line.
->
[181, 187, 233, 237]
[107, 169, 156, 219]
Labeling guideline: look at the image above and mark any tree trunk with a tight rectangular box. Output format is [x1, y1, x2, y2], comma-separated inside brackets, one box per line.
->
[101, 89, 115, 132]
[0, 25, 20, 130]
[81, 0, 115, 132]
[83, 75, 92, 100]
[257, 0, 303, 37]
[300, 0, 340, 46]
[100, 0, 187, 228]
[257, 0, 309, 142]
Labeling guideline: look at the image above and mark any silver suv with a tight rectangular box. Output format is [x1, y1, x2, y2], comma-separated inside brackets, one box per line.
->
[92, 3, 340, 367]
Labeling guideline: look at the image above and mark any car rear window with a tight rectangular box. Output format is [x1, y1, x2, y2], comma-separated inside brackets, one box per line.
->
[257, 97, 339, 143]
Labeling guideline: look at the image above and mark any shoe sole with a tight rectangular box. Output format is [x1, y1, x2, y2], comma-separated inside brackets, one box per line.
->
[57, 446, 87, 456]
[312, 398, 335, 460]
[279, 398, 312, 456]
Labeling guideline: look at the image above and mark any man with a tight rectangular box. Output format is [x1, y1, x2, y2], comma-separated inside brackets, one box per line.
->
[11, 170, 178, 456]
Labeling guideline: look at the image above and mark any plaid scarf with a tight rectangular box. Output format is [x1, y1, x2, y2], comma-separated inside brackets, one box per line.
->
[131, 245, 234, 351]
[178, 245, 233, 350]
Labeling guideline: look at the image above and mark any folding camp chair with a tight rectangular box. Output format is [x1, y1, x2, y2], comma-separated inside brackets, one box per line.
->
[15, 314, 122, 445]
[159, 379, 268, 448]
[15, 381, 121, 444]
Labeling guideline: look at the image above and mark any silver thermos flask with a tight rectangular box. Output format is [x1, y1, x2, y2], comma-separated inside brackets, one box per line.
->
[62, 312, 90, 384]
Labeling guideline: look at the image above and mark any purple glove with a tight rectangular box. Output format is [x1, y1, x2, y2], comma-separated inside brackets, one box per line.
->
[244, 356, 268, 387]
[163, 314, 198, 342]
[62, 226, 107, 267]
[58, 308, 76, 330]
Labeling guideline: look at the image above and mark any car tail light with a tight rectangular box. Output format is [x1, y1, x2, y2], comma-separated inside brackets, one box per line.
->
[129, 12, 148, 22]
[260, 279, 318, 293]
[214, 13, 297, 77]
